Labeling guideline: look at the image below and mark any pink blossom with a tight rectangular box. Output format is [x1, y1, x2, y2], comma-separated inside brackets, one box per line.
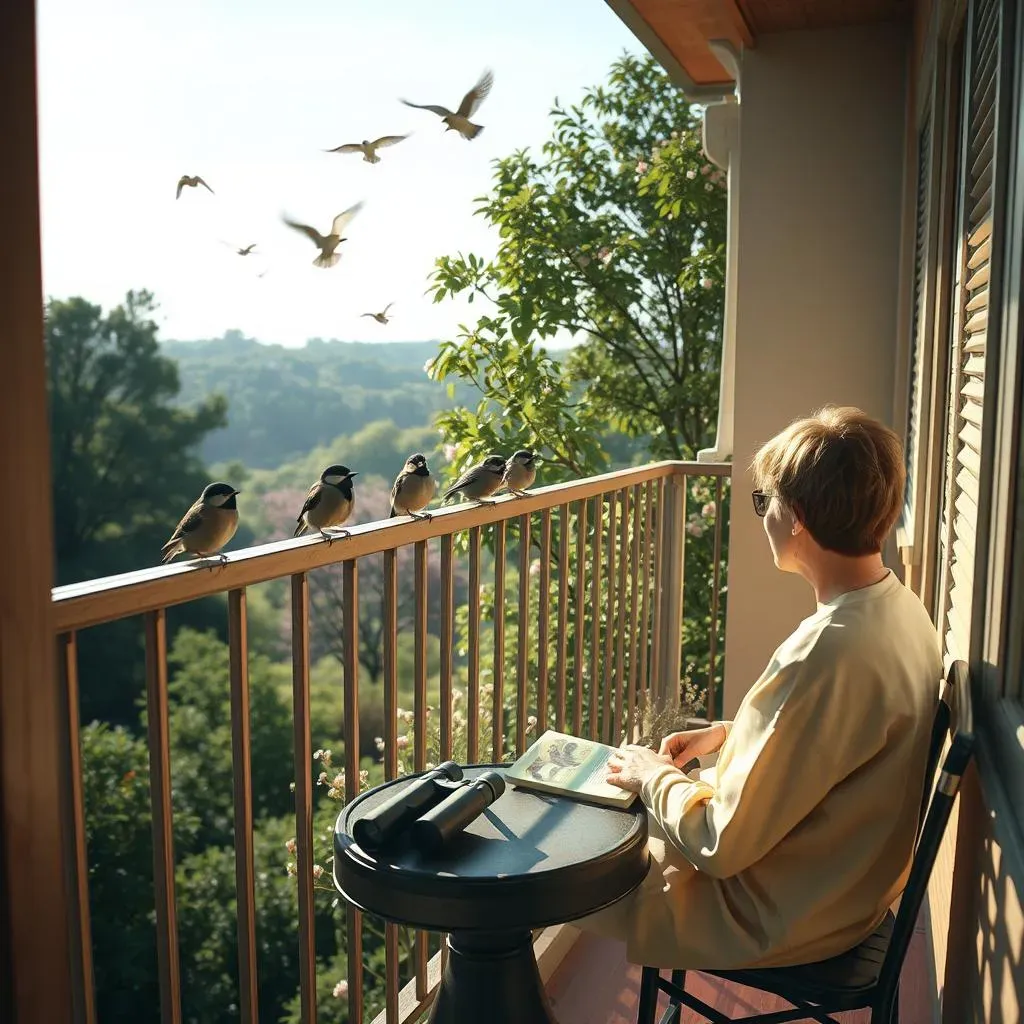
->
[701, 164, 713, 175]
[700, 278, 713, 290]
[396, 735, 410, 750]
[635, 160, 648, 175]
[285, 837, 297, 854]
[685, 521, 705, 538]
[312, 864, 324, 880]
[598, 247, 612, 266]
[529, 559, 541, 578]
[443, 443, 458, 463]
[333, 980, 350, 999]
[702, 502, 717, 518]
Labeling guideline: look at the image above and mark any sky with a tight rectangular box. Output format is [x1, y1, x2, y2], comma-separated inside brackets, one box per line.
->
[36, 0, 644, 347]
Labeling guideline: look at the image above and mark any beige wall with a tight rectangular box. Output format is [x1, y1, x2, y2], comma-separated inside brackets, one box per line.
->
[721, 23, 909, 714]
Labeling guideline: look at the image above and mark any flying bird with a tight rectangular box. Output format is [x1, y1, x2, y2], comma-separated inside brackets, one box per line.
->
[294, 465, 357, 541]
[390, 453, 436, 520]
[400, 69, 494, 141]
[361, 303, 394, 325]
[282, 201, 364, 268]
[325, 134, 410, 164]
[160, 482, 239, 564]
[442, 454, 507, 505]
[501, 449, 539, 496]
[223, 242, 257, 256]
[176, 175, 214, 199]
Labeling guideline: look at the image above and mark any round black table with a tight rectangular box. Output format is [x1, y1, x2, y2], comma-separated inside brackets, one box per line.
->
[333, 765, 649, 1024]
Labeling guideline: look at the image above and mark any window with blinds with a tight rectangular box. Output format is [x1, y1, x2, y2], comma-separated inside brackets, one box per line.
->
[938, 0, 1006, 662]
[901, 111, 933, 550]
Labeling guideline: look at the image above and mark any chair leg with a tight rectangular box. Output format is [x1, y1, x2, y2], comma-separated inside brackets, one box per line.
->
[637, 966, 660, 1024]
[658, 970, 685, 1024]
[871, 980, 900, 1024]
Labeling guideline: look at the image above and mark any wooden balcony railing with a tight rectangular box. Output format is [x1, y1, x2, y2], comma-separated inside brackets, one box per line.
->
[51, 459, 730, 1024]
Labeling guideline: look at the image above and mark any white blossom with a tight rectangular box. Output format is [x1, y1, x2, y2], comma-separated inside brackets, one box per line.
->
[312, 864, 324, 880]
[333, 980, 350, 999]
[686, 169, 696, 180]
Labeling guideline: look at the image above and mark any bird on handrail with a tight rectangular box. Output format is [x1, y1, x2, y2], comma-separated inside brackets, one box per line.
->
[294, 465, 358, 542]
[442, 454, 507, 505]
[161, 482, 240, 565]
[390, 453, 436, 520]
[500, 449, 539, 496]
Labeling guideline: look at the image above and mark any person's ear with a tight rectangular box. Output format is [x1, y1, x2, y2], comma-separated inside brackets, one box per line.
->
[790, 502, 806, 536]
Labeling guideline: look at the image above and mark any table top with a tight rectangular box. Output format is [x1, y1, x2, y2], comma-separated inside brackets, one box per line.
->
[333, 764, 649, 932]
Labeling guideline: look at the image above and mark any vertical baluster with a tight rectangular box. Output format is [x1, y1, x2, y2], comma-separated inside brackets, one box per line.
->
[601, 493, 617, 743]
[492, 520, 507, 761]
[573, 499, 587, 736]
[627, 488, 642, 741]
[290, 576, 317, 1024]
[468, 527, 482, 762]
[638, 482, 654, 723]
[381, 550, 401, 1021]
[614, 489, 629, 744]
[516, 513, 532, 755]
[439, 535, 455, 761]
[144, 608, 182, 1024]
[342, 561, 364, 1023]
[555, 504, 570, 734]
[537, 509, 552, 738]
[589, 495, 603, 740]
[57, 631, 97, 1024]
[228, 590, 259, 1023]
[707, 476, 725, 722]
[649, 479, 664, 699]
[412, 541, 430, 995]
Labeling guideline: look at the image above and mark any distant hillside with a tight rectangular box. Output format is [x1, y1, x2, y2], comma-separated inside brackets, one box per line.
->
[163, 330, 473, 468]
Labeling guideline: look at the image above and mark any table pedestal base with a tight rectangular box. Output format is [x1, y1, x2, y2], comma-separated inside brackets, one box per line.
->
[427, 929, 559, 1024]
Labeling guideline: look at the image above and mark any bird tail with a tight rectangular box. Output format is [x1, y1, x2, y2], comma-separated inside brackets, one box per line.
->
[464, 123, 484, 140]
[314, 253, 342, 269]
[160, 540, 183, 564]
[293, 520, 308, 538]
[441, 487, 458, 502]
[367, 154, 381, 164]
[389, 504, 398, 518]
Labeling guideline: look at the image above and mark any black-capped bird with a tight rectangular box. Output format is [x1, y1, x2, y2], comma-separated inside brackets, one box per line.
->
[160, 482, 240, 564]
[176, 174, 214, 199]
[442, 454, 507, 505]
[325, 134, 410, 163]
[400, 70, 494, 141]
[294, 465, 358, 541]
[501, 449, 539, 496]
[283, 201, 364, 269]
[390, 453, 436, 520]
[361, 303, 393, 325]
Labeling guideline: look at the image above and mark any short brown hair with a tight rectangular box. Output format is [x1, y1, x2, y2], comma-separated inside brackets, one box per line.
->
[751, 406, 904, 556]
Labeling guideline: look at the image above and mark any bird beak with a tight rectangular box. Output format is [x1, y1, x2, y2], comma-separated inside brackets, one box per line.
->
[347, 473, 359, 479]
[232, 489, 242, 495]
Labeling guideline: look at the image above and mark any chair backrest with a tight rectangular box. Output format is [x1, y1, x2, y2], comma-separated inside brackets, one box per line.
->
[877, 659, 975, 998]
[917, 675, 953, 841]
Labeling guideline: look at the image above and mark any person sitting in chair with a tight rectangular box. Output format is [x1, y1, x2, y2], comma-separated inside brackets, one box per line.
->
[579, 406, 942, 970]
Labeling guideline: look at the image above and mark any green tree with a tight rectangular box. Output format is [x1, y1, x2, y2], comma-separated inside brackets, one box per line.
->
[46, 290, 229, 579]
[428, 52, 726, 471]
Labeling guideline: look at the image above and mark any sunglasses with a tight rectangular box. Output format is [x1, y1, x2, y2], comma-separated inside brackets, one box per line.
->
[751, 490, 775, 517]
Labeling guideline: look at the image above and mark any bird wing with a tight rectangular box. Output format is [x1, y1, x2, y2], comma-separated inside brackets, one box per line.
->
[371, 134, 409, 148]
[444, 464, 484, 497]
[176, 175, 188, 199]
[298, 482, 323, 520]
[326, 143, 364, 153]
[456, 70, 494, 118]
[390, 471, 408, 510]
[400, 100, 453, 118]
[330, 201, 364, 238]
[195, 176, 214, 193]
[164, 500, 204, 547]
[283, 217, 327, 248]
[360, 312, 375, 319]
[382, 302, 394, 315]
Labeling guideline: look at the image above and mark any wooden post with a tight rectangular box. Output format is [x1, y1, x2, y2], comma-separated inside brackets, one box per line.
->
[0, 0, 75, 1020]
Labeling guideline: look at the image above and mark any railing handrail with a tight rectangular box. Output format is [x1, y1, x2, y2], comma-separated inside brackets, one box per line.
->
[51, 460, 730, 633]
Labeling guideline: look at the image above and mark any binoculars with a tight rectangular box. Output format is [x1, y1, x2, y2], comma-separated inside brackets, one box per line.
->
[352, 762, 506, 855]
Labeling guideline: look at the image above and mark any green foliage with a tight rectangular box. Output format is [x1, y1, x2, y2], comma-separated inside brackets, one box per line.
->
[428, 52, 727, 478]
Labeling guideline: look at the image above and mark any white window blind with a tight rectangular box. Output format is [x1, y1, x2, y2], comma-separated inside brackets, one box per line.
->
[940, 0, 1004, 662]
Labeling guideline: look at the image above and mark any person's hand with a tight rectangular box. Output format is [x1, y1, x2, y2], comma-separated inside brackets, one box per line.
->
[658, 724, 727, 769]
[605, 745, 674, 793]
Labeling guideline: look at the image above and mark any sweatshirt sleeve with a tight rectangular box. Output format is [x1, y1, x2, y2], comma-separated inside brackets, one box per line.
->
[640, 647, 888, 879]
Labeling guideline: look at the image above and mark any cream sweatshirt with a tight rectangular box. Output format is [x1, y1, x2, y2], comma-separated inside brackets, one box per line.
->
[579, 571, 942, 969]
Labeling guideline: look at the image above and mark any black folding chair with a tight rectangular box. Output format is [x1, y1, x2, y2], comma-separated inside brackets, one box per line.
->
[636, 660, 974, 1024]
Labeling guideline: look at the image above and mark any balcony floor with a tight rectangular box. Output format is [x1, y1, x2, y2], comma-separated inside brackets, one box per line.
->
[547, 915, 934, 1023]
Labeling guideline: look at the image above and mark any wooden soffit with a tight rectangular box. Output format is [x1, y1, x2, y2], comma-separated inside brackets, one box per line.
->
[606, 0, 911, 92]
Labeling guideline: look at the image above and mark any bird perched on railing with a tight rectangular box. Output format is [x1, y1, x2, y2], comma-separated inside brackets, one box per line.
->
[501, 450, 539, 496]
[325, 134, 409, 163]
[283, 201, 364, 268]
[160, 482, 240, 564]
[361, 303, 393, 324]
[390, 453, 435, 520]
[176, 174, 214, 199]
[401, 69, 494, 141]
[442, 455, 507, 505]
[294, 465, 358, 541]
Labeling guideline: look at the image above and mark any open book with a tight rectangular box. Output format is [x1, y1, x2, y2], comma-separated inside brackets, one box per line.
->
[503, 730, 638, 808]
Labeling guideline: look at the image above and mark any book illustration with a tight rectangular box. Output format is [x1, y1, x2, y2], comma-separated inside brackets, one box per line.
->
[523, 736, 589, 784]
